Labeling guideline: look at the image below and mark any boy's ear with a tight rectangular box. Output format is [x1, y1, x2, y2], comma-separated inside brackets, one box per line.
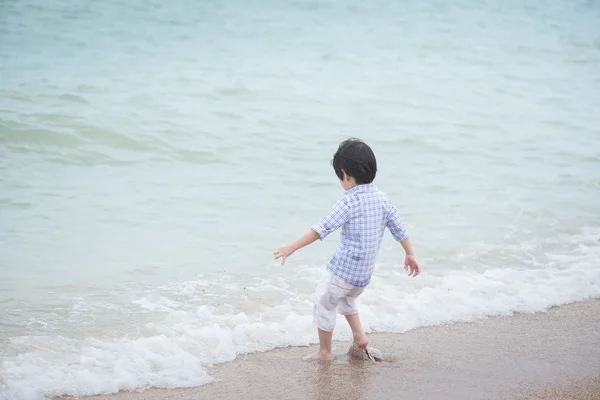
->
[341, 169, 349, 180]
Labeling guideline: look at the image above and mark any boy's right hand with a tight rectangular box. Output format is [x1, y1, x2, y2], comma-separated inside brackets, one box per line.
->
[404, 255, 421, 277]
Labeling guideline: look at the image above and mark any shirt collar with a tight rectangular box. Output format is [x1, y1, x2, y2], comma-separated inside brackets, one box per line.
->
[345, 183, 377, 195]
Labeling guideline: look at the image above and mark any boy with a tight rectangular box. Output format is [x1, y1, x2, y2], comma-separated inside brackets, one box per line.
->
[274, 138, 421, 361]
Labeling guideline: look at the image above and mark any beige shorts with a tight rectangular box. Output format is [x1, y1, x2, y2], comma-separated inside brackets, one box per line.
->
[312, 272, 365, 332]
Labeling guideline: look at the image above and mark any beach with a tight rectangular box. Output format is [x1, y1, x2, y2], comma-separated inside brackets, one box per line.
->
[76, 299, 600, 400]
[2, 0, 600, 398]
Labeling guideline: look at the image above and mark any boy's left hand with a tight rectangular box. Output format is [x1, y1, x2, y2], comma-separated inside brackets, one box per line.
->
[274, 243, 296, 266]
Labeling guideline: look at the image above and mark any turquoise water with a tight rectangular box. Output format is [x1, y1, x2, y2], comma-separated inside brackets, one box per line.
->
[1, 0, 600, 398]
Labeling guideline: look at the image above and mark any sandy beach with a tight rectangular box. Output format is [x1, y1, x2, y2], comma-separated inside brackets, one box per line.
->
[3, 0, 600, 398]
[67, 299, 600, 400]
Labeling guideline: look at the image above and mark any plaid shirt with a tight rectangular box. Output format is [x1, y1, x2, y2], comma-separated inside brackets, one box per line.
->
[311, 184, 408, 287]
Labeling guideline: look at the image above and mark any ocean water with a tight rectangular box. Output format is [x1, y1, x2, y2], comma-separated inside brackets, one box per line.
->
[1, 0, 600, 398]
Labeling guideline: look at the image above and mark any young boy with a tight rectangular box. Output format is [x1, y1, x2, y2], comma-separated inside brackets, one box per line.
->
[274, 138, 421, 361]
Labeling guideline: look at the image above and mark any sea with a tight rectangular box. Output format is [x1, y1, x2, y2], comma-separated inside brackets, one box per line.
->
[1, 0, 599, 398]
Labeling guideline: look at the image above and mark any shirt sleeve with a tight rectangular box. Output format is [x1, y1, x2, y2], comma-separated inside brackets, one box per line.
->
[311, 197, 352, 240]
[386, 204, 409, 242]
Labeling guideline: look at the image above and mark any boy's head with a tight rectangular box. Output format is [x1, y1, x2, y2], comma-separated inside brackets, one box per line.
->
[332, 138, 377, 186]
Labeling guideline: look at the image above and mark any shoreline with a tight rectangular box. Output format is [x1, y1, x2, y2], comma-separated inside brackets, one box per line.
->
[68, 298, 600, 400]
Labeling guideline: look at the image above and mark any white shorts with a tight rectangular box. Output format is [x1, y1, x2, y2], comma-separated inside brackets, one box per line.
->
[312, 272, 365, 332]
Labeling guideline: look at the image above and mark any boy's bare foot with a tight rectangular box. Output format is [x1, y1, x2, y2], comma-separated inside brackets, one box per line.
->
[302, 351, 334, 362]
[347, 344, 367, 360]
[353, 334, 369, 350]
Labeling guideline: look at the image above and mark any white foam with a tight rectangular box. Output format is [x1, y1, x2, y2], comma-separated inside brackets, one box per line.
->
[1, 228, 599, 399]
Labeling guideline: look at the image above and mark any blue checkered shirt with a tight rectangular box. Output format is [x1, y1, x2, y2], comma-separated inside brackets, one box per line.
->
[311, 184, 408, 287]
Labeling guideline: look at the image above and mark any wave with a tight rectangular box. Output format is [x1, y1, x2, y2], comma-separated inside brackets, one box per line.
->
[0, 118, 224, 166]
[1, 227, 599, 399]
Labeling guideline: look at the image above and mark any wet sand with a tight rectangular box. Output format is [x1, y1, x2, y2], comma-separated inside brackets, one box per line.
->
[71, 299, 600, 400]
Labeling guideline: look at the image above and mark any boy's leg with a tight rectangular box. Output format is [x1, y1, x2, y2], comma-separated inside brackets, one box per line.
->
[345, 313, 368, 349]
[338, 284, 368, 349]
[305, 273, 338, 361]
[302, 328, 334, 361]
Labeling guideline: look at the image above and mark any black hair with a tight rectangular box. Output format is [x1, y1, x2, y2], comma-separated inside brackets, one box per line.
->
[331, 138, 377, 184]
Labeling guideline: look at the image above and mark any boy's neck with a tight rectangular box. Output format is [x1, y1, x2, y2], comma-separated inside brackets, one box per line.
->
[344, 181, 364, 191]
[341, 172, 360, 191]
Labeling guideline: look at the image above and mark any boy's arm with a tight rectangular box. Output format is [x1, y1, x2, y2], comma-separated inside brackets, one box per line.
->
[273, 230, 319, 266]
[387, 204, 421, 277]
[274, 197, 351, 266]
[386, 204, 409, 243]
[311, 197, 351, 241]
[400, 237, 421, 277]
[400, 237, 415, 256]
